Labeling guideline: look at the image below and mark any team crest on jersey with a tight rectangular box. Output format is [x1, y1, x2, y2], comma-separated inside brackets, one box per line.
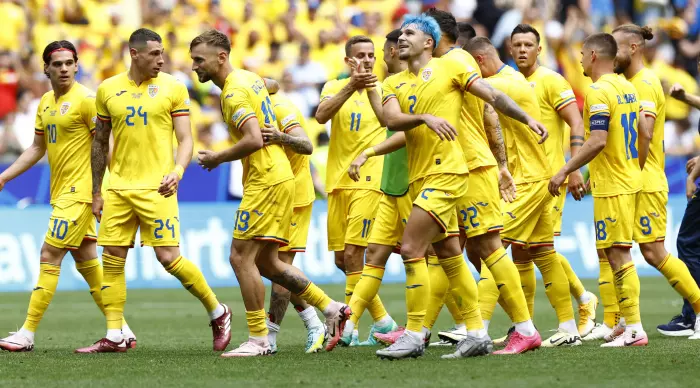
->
[422, 68, 432, 82]
[60, 102, 71, 115]
[148, 85, 159, 98]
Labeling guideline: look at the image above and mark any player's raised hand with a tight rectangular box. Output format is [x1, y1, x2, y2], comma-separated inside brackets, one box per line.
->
[669, 83, 686, 101]
[92, 193, 104, 222]
[548, 170, 567, 197]
[348, 151, 369, 182]
[348, 58, 377, 90]
[686, 156, 698, 174]
[158, 172, 180, 198]
[498, 167, 516, 202]
[261, 123, 282, 145]
[567, 170, 587, 201]
[527, 118, 548, 143]
[423, 114, 457, 141]
[197, 150, 221, 171]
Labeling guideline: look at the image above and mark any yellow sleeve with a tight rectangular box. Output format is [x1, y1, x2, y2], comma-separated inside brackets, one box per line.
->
[170, 81, 191, 117]
[319, 80, 338, 103]
[635, 80, 659, 119]
[34, 98, 44, 136]
[95, 84, 111, 122]
[443, 55, 481, 91]
[273, 102, 302, 133]
[585, 87, 611, 131]
[223, 88, 257, 131]
[81, 95, 97, 133]
[381, 78, 397, 105]
[548, 74, 577, 112]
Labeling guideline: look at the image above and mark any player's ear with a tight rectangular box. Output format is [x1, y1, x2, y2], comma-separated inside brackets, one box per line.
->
[218, 50, 227, 64]
[537, 45, 542, 55]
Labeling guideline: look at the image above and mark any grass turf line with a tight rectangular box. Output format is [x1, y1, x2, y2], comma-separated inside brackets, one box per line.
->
[1, 277, 699, 388]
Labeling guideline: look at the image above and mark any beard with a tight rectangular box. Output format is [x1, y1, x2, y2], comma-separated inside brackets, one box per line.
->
[614, 56, 630, 74]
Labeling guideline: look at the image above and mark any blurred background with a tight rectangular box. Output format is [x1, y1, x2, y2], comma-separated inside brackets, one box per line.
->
[0, 0, 698, 290]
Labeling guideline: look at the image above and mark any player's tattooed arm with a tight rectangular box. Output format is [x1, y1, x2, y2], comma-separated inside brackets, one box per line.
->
[558, 103, 586, 200]
[549, 129, 607, 197]
[483, 103, 507, 169]
[261, 124, 313, 155]
[469, 79, 548, 142]
[91, 118, 112, 195]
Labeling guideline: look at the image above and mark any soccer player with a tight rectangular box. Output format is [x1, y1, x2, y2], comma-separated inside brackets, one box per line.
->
[0, 41, 134, 352]
[333, 29, 405, 349]
[549, 32, 648, 347]
[377, 15, 547, 360]
[612, 25, 700, 340]
[262, 93, 326, 353]
[314, 36, 397, 344]
[510, 23, 598, 337]
[190, 30, 350, 357]
[76, 29, 231, 353]
[465, 37, 581, 349]
[422, 9, 539, 356]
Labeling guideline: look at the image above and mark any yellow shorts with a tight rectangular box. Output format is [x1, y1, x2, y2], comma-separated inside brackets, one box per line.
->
[457, 166, 503, 238]
[367, 193, 413, 248]
[327, 189, 382, 251]
[98, 189, 179, 247]
[234, 180, 294, 245]
[409, 173, 467, 240]
[593, 193, 637, 249]
[633, 191, 667, 244]
[501, 180, 554, 247]
[553, 186, 567, 236]
[280, 203, 313, 252]
[45, 200, 96, 250]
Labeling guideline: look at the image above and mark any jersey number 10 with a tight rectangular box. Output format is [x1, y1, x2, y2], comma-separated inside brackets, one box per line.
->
[621, 111, 638, 160]
[47, 124, 57, 143]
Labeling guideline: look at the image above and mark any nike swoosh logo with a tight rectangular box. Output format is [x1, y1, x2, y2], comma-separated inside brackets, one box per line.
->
[624, 338, 645, 346]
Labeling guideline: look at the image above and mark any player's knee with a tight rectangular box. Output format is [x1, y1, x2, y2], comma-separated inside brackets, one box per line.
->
[39, 243, 63, 265]
[334, 251, 346, 272]
[155, 249, 179, 267]
[639, 243, 665, 267]
[400, 242, 423, 261]
[343, 245, 364, 271]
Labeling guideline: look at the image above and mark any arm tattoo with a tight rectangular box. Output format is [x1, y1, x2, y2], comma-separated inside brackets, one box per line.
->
[571, 135, 585, 141]
[268, 286, 292, 325]
[484, 103, 508, 168]
[267, 268, 310, 295]
[571, 141, 585, 147]
[91, 119, 112, 195]
[493, 89, 532, 125]
[280, 131, 313, 155]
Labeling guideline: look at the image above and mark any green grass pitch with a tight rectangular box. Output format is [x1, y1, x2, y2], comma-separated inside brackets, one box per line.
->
[1, 277, 699, 387]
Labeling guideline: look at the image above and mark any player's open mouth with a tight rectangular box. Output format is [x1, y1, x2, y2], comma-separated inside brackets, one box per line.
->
[398, 44, 408, 50]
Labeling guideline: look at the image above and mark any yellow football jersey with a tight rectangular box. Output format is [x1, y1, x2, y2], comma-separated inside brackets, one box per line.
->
[270, 93, 315, 207]
[443, 48, 496, 170]
[319, 79, 385, 193]
[34, 82, 96, 204]
[381, 57, 472, 183]
[526, 66, 577, 179]
[96, 72, 190, 190]
[486, 65, 551, 184]
[628, 67, 667, 193]
[584, 73, 643, 197]
[221, 69, 294, 191]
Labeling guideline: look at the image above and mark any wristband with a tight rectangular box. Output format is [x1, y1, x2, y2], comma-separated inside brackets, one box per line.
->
[173, 165, 185, 180]
[364, 147, 376, 157]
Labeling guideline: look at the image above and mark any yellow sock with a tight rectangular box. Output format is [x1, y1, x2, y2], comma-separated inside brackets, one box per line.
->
[367, 294, 388, 322]
[515, 261, 536, 318]
[349, 265, 385, 325]
[246, 309, 268, 337]
[440, 254, 483, 331]
[23, 263, 61, 332]
[657, 254, 700, 313]
[497, 294, 515, 321]
[558, 252, 585, 300]
[478, 264, 499, 321]
[102, 254, 127, 330]
[75, 258, 130, 329]
[614, 262, 641, 325]
[532, 250, 575, 324]
[345, 271, 361, 304]
[165, 256, 219, 313]
[404, 258, 430, 332]
[484, 248, 530, 323]
[423, 255, 448, 329]
[298, 282, 332, 311]
[444, 292, 465, 324]
[599, 257, 620, 327]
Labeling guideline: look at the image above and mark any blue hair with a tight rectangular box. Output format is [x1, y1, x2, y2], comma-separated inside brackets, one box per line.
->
[401, 14, 441, 49]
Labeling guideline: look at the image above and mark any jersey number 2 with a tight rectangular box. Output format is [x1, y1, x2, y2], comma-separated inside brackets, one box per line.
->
[621, 112, 638, 160]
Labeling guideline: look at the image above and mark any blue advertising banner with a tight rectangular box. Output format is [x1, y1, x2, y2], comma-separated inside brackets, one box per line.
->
[0, 196, 689, 292]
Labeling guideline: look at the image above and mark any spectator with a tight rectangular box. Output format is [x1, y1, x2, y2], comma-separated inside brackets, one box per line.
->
[286, 42, 327, 118]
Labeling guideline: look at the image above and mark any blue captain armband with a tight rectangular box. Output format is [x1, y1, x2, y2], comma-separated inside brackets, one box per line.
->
[589, 114, 610, 131]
